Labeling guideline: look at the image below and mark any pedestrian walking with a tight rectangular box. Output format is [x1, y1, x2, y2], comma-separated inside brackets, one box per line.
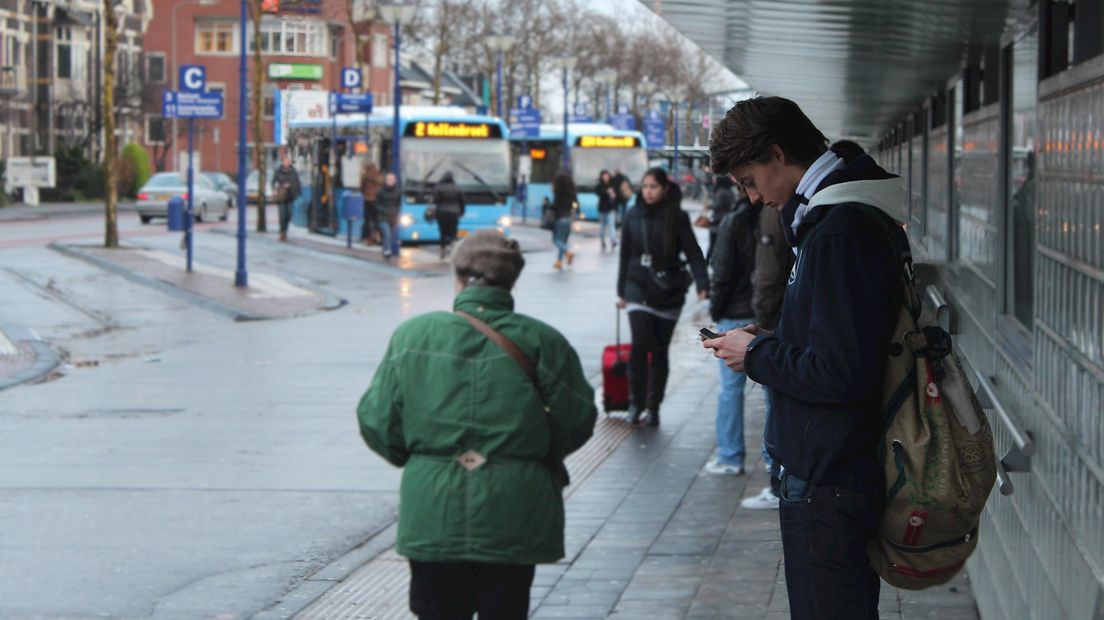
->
[740, 199, 796, 510]
[617, 168, 709, 426]
[703, 96, 905, 619]
[611, 168, 631, 228]
[550, 169, 577, 270]
[706, 176, 741, 260]
[705, 192, 761, 475]
[432, 172, 466, 259]
[360, 162, 384, 245]
[357, 229, 597, 620]
[596, 170, 618, 252]
[376, 172, 402, 259]
[273, 156, 301, 242]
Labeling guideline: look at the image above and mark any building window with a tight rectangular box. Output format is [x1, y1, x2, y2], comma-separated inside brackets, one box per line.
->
[56, 27, 71, 79]
[1005, 26, 1038, 332]
[197, 21, 238, 54]
[264, 92, 276, 119]
[248, 18, 327, 57]
[145, 115, 165, 144]
[371, 34, 388, 69]
[146, 53, 166, 83]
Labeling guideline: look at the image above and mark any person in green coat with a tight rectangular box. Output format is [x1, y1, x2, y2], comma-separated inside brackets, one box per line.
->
[357, 229, 597, 620]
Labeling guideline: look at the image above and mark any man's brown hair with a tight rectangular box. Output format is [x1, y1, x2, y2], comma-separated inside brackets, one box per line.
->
[709, 96, 829, 175]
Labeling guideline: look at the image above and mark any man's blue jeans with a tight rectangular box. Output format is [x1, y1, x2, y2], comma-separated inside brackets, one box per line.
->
[552, 218, 572, 260]
[779, 474, 883, 619]
[715, 317, 753, 467]
[378, 219, 399, 256]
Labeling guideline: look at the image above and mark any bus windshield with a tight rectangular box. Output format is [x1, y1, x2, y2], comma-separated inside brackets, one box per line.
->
[570, 146, 649, 190]
[403, 138, 512, 193]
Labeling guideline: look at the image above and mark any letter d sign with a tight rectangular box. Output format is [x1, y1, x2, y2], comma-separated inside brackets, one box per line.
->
[180, 65, 206, 93]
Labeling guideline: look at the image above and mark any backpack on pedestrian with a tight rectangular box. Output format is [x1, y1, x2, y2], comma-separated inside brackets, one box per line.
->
[839, 201, 997, 590]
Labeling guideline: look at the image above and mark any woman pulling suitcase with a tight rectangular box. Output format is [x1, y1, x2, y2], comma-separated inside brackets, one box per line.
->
[616, 168, 709, 426]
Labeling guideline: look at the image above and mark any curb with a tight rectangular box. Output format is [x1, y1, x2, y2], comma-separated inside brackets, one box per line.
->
[49, 242, 346, 323]
[0, 327, 60, 392]
[251, 523, 398, 620]
[210, 228, 444, 279]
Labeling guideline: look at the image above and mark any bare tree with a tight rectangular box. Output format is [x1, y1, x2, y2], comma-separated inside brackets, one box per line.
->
[102, 0, 119, 248]
[249, 0, 267, 231]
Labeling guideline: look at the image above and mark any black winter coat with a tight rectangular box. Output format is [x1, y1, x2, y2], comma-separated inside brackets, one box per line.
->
[709, 201, 761, 322]
[432, 181, 466, 217]
[552, 188, 577, 220]
[745, 143, 903, 495]
[376, 184, 402, 221]
[273, 165, 301, 200]
[596, 180, 616, 213]
[617, 184, 708, 310]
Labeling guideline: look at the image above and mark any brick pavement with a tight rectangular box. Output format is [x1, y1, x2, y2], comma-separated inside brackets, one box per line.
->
[282, 319, 980, 620]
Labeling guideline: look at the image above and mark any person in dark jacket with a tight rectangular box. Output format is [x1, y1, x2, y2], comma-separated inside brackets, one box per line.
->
[740, 199, 797, 510]
[432, 172, 466, 259]
[376, 172, 402, 259]
[611, 168, 630, 228]
[707, 176, 740, 260]
[596, 170, 618, 252]
[550, 169, 577, 270]
[273, 156, 301, 241]
[358, 230, 597, 620]
[705, 196, 761, 475]
[617, 168, 709, 426]
[703, 96, 904, 619]
[360, 163, 384, 244]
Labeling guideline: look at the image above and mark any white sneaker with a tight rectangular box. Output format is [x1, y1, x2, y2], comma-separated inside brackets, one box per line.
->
[704, 460, 745, 475]
[740, 486, 780, 510]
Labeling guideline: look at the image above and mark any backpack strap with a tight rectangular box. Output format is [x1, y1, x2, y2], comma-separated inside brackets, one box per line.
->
[845, 203, 922, 325]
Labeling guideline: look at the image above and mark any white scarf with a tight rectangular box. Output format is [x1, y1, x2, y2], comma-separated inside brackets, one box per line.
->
[790, 150, 845, 236]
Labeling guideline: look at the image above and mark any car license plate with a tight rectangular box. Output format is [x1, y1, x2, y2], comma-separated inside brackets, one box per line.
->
[154, 194, 172, 201]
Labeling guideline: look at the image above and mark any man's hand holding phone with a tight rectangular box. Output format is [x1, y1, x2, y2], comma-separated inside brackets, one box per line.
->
[701, 323, 772, 372]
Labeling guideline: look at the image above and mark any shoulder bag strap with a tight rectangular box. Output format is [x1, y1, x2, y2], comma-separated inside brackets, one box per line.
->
[456, 310, 544, 401]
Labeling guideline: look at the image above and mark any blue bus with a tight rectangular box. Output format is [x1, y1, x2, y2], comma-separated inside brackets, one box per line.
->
[510, 123, 649, 222]
[286, 106, 513, 243]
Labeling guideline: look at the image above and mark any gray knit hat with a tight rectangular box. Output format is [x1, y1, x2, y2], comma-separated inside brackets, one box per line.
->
[452, 229, 525, 290]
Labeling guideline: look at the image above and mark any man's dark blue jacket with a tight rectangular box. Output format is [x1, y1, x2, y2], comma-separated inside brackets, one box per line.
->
[745, 144, 904, 495]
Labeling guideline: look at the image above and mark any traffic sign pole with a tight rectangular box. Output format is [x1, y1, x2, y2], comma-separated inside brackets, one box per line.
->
[186, 117, 195, 273]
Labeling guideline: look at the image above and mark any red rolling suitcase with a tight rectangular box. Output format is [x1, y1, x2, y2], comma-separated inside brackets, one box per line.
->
[602, 307, 631, 413]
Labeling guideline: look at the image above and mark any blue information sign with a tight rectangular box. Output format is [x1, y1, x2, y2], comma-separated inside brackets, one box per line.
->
[329, 92, 373, 114]
[516, 94, 533, 109]
[643, 115, 666, 149]
[179, 65, 206, 93]
[610, 113, 636, 131]
[341, 67, 362, 90]
[509, 107, 541, 138]
[162, 91, 224, 119]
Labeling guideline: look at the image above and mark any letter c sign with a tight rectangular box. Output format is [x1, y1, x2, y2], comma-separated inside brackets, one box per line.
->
[180, 65, 206, 93]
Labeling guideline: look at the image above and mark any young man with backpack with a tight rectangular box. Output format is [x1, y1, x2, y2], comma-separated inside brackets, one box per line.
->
[703, 96, 904, 619]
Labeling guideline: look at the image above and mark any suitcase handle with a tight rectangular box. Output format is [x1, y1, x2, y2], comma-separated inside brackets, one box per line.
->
[615, 302, 621, 348]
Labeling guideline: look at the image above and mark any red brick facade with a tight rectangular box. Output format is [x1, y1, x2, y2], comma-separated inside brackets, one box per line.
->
[140, 0, 392, 175]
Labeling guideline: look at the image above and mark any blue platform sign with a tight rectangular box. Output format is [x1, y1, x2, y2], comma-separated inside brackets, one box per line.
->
[341, 67, 362, 90]
[329, 92, 373, 114]
[610, 113, 636, 131]
[162, 91, 224, 119]
[517, 94, 533, 110]
[569, 102, 593, 123]
[643, 114, 666, 149]
[179, 65, 205, 92]
[509, 107, 541, 139]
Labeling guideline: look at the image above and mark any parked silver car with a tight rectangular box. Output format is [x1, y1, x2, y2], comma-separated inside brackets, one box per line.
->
[202, 172, 238, 210]
[136, 172, 231, 224]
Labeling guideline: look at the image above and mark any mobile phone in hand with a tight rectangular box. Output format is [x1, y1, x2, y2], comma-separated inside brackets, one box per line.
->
[699, 327, 721, 341]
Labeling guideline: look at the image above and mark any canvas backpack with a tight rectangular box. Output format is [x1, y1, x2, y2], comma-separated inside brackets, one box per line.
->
[851, 203, 998, 590]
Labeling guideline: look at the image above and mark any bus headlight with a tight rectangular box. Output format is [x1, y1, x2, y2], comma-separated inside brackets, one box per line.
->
[499, 216, 512, 227]
[400, 214, 414, 227]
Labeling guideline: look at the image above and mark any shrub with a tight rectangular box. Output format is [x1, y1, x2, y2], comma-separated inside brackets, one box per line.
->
[120, 143, 152, 198]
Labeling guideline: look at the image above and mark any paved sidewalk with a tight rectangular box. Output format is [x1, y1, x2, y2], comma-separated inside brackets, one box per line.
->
[50, 242, 345, 321]
[274, 317, 979, 620]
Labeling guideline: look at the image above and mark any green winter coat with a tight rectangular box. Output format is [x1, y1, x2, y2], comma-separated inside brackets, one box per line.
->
[357, 286, 597, 564]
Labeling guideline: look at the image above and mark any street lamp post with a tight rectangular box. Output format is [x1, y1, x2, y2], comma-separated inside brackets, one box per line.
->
[380, 2, 417, 188]
[234, 0, 247, 287]
[594, 68, 617, 120]
[483, 33, 516, 119]
[551, 55, 576, 170]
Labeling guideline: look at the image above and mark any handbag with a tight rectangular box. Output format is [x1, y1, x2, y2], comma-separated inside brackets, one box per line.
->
[540, 203, 556, 230]
[424, 206, 437, 222]
[271, 184, 289, 203]
[455, 311, 571, 488]
[641, 216, 692, 307]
